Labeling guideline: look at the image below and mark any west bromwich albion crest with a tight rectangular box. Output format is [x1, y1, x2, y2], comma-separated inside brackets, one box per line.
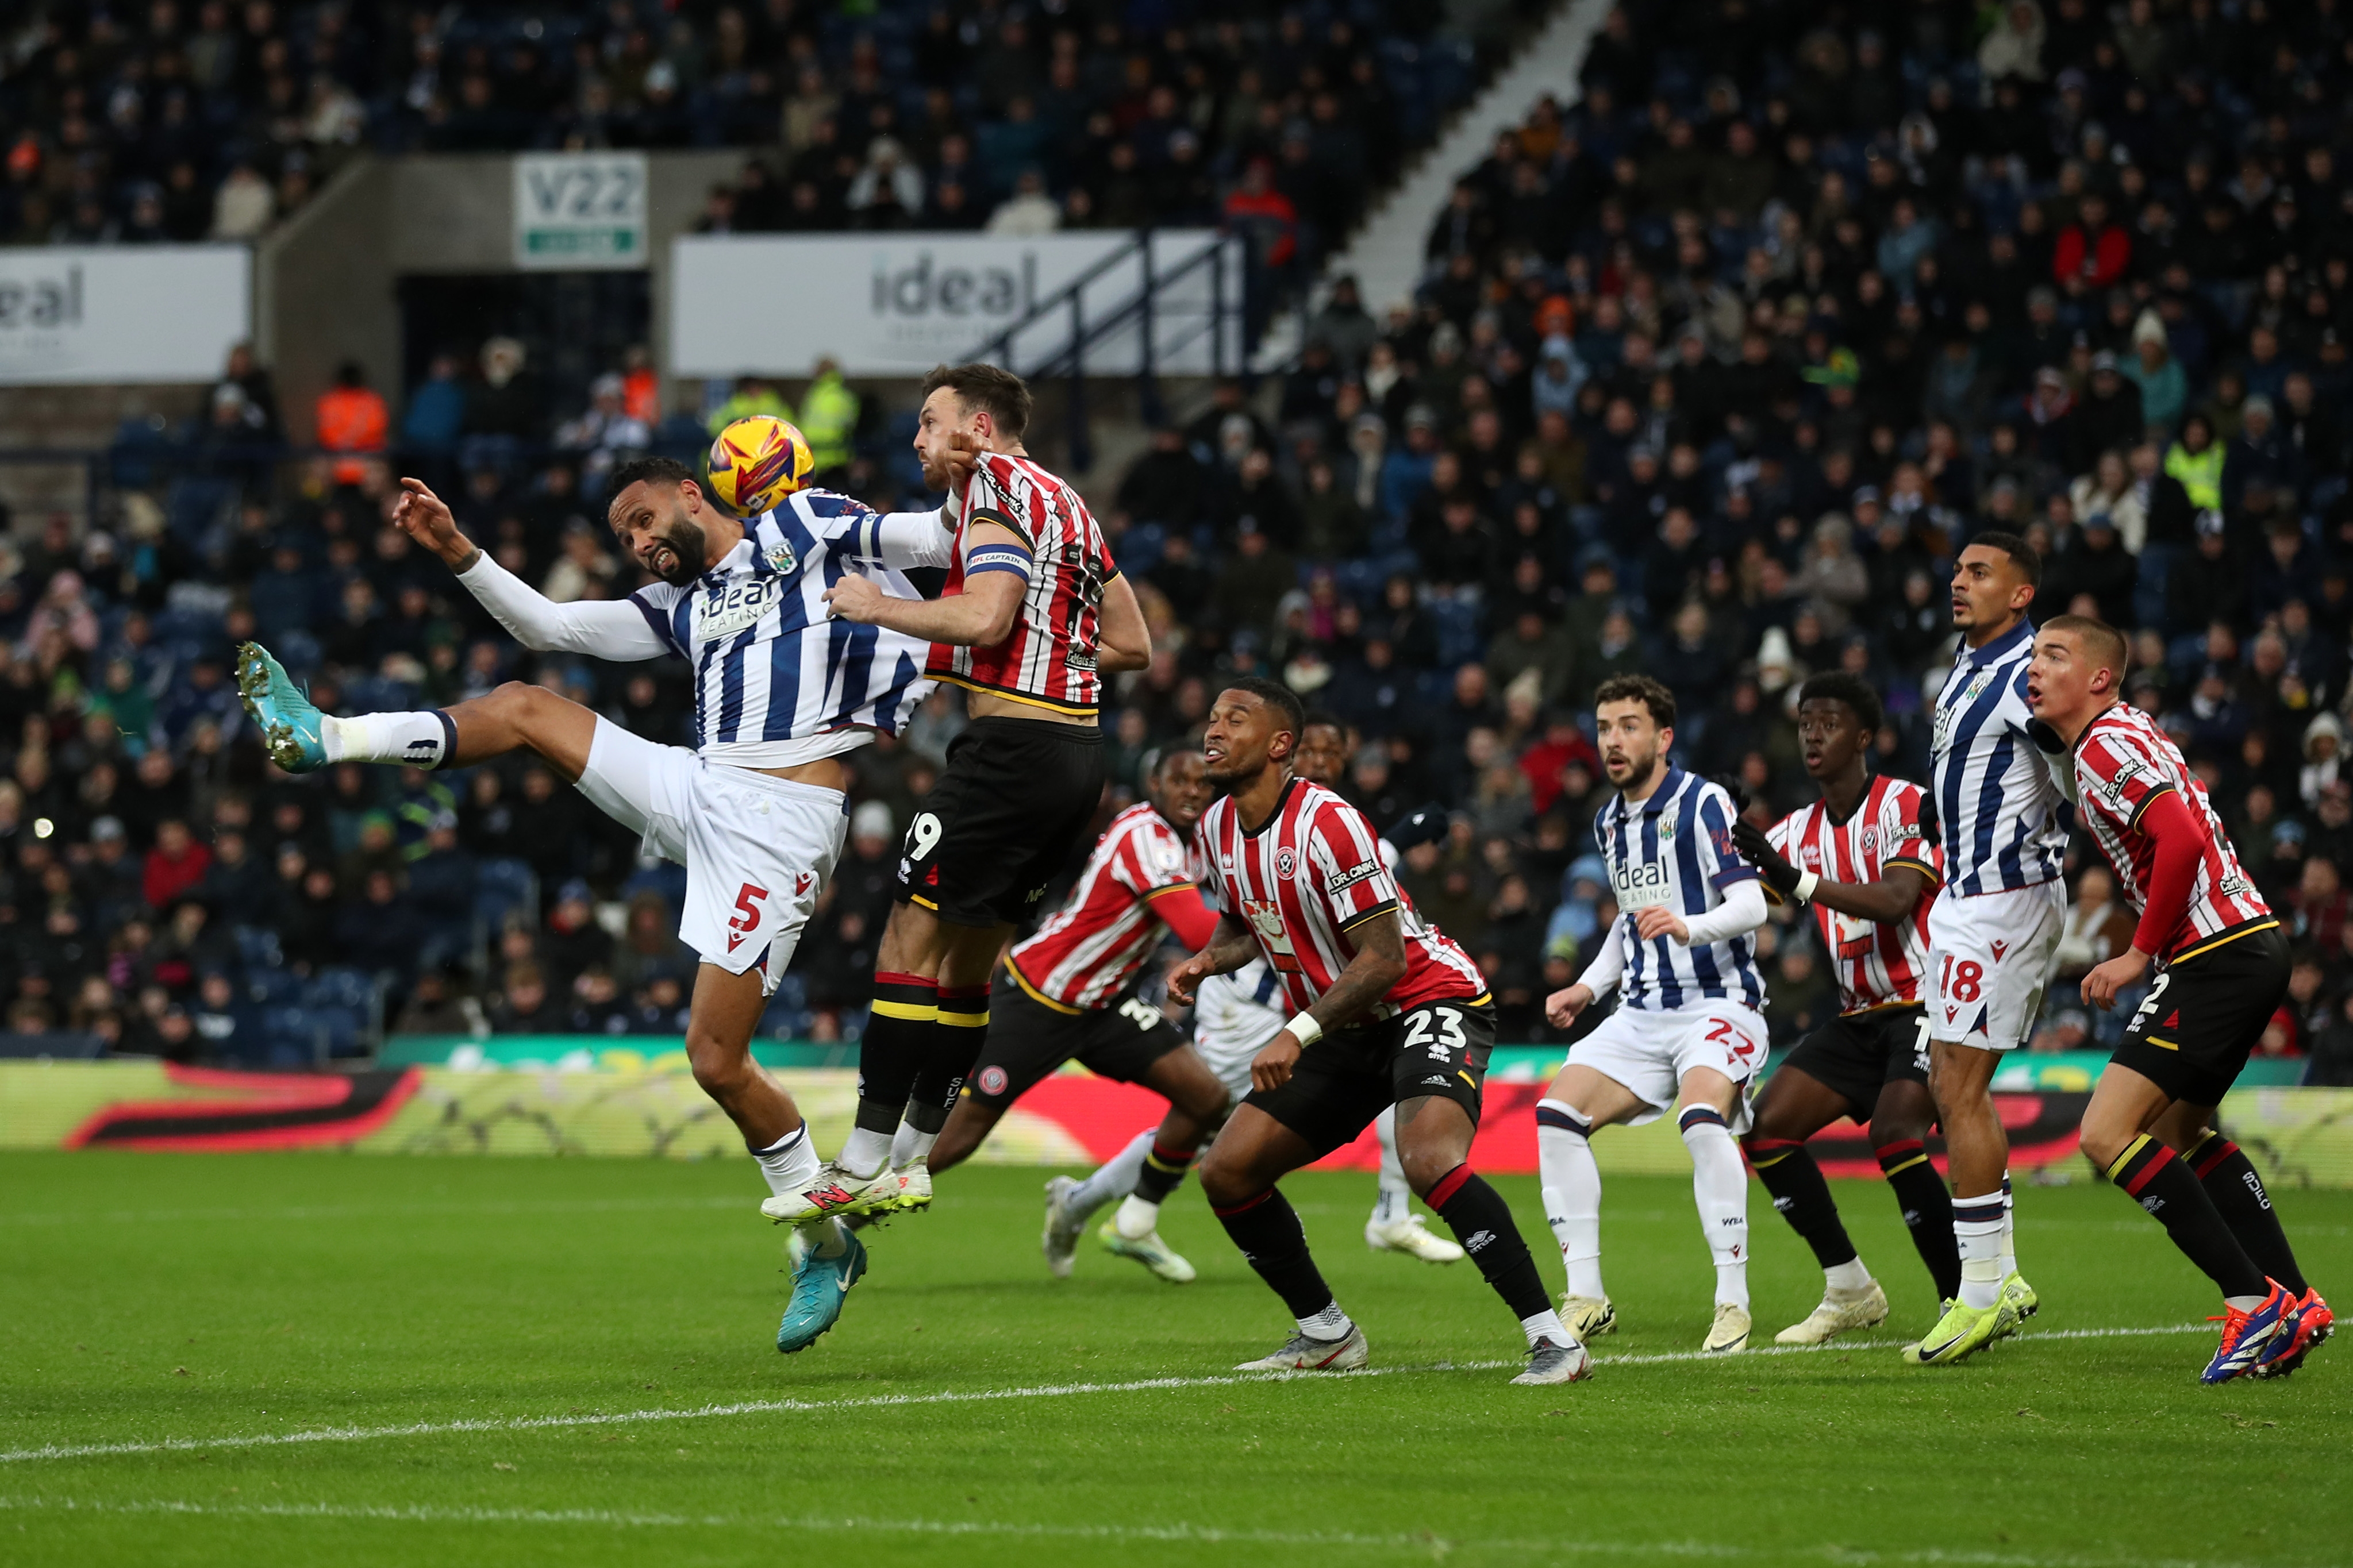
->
[766, 540, 799, 576]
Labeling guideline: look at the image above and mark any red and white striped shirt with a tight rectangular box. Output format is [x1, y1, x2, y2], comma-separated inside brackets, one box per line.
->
[1766, 775, 1943, 1014]
[1190, 779, 1486, 1018]
[1007, 803, 1195, 1011]
[2072, 703, 2270, 956]
[927, 452, 1116, 716]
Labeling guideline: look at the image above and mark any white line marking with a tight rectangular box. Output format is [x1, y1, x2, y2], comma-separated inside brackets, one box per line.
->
[0, 1495, 2300, 1568]
[0, 1323, 2209, 1466]
[0, 1196, 755, 1228]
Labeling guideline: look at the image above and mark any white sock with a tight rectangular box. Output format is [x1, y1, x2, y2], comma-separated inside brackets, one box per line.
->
[805, 1216, 851, 1258]
[1297, 1301, 1354, 1340]
[890, 1120, 937, 1169]
[750, 1125, 820, 1198]
[1071, 1128, 1155, 1217]
[1825, 1257, 1873, 1293]
[1955, 1190, 2006, 1309]
[321, 710, 450, 767]
[837, 1126, 894, 1178]
[1537, 1099, 1605, 1299]
[2224, 1293, 2266, 1313]
[1998, 1171, 2017, 1280]
[1371, 1105, 1413, 1225]
[1520, 1308, 1575, 1349]
[1113, 1193, 1159, 1239]
[1679, 1105, 1749, 1311]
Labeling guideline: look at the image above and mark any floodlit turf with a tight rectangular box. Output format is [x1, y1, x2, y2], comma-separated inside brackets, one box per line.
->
[2, 1151, 2347, 1568]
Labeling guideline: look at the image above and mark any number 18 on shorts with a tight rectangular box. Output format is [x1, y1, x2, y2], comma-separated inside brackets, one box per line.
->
[1922, 881, 2064, 1051]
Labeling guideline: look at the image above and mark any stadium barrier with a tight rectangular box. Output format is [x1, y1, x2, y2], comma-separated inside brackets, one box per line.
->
[7, 1058, 2352, 1186]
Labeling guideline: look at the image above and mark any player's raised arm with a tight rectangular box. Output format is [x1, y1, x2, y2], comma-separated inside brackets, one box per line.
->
[394, 477, 671, 661]
[1737, 815, 1934, 924]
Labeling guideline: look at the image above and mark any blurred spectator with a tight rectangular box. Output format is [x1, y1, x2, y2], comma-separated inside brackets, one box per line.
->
[314, 361, 389, 488]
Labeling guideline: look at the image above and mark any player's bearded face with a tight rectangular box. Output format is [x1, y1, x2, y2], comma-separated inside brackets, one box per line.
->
[1597, 703, 1662, 787]
[1202, 699, 1274, 785]
[644, 495, 711, 586]
[914, 389, 981, 492]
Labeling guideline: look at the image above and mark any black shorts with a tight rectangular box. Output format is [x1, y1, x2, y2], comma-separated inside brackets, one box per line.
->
[963, 969, 1183, 1109]
[1781, 1004, 1932, 1117]
[1243, 996, 1496, 1159]
[898, 716, 1106, 927]
[2112, 922, 2290, 1107]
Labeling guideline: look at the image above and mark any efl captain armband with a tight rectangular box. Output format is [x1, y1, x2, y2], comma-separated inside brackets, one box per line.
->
[964, 542, 1034, 580]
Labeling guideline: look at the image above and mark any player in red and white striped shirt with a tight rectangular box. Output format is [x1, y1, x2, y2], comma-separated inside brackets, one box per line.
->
[814, 364, 1154, 1220]
[1166, 677, 1591, 1386]
[918, 749, 1231, 1279]
[1727, 673, 1961, 1344]
[2027, 615, 2327, 1381]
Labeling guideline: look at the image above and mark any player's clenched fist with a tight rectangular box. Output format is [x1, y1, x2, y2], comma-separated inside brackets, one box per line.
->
[822, 574, 886, 623]
[1632, 905, 1692, 944]
[1164, 950, 1217, 1005]
[1545, 982, 1595, 1028]
[1251, 1031, 1302, 1091]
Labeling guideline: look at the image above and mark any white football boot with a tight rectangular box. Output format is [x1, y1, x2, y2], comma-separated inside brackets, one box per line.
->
[1702, 1301, 1752, 1354]
[1774, 1281, 1890, 1346]
[1235, 1322, 1369, 1372]
[1364, 1213, 1466, 1263]
[1041, 1175, 1087, 1278]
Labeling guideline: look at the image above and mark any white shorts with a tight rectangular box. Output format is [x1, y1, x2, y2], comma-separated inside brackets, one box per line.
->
[1567, 999, 1768, 1131]
[573, 719, 848, 995]
[1189, 969, 1288, 1100]
[1923, 879, 2066, 1052]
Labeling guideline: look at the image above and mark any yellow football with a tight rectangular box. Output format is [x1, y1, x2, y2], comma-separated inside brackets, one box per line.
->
[705, 415, 816, 516]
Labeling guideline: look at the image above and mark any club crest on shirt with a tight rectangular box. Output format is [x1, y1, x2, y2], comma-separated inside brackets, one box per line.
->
[766, 540, 798, 576]
[1657, 804, 1680, 839]
[1275, 847, 1297, 878]
[1860, 826, 1878, 854]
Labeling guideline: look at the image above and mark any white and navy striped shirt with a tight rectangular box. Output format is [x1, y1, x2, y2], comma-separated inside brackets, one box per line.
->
[1929, 618, 2066, 896]
[628, 491, 947, 767]
[1593, 766, 1764, 1010]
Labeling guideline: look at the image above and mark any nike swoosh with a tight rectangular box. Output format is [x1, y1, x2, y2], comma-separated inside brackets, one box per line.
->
[1919, 1328, 1974, 1359]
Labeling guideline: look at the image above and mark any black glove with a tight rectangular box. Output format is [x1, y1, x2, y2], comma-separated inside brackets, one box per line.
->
[1710, 772, 1752, 814]
[2024, 717, 2068, 755]
[1914, 789, 1939, 846]
[1732, 816, 1802, 898]
[1386, 802, 1451, 853]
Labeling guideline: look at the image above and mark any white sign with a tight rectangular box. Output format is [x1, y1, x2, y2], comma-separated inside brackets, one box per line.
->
[0, 245, 251, 386]
[514, 152, 648, 270]
[668, 231, 1241, 376]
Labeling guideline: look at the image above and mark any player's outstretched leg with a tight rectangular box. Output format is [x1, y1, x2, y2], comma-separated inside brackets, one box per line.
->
[2082, 1065, 2301, 1382]
[1097, 1046, 1232, 1284]
[1047, 1129, 1154, 1277]
[1391, 1092, 1587, 1384]
[1742, 1063, 1887, 1346]
[1365, 1105, 1463, 1263]
[1677, 1072, 1752, 1354]
[1200, 1107, 1369, 1373]
[2169, 1120, 2331, 1374]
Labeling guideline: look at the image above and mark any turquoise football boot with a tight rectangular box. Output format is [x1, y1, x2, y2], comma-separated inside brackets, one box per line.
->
[234, 642, 328, 773]
[776, 1222, 867, 1354]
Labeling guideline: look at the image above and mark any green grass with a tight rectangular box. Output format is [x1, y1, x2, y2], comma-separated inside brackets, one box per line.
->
[1, 1151, 2347, 1568]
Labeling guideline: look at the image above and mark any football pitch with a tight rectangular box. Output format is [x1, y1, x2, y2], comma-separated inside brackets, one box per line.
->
[3, 1151, 2348, 1568]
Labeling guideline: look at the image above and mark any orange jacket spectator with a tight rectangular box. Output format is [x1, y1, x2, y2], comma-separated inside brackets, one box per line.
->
[2052, 195, 2130, 290]
[1224, 162, 1297, 268]
[144, 819, 213, 910]
[315, 360, 390, 485]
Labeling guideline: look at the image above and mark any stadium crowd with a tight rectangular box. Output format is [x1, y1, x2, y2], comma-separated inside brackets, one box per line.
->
[9, 0, 2353, 1087]
[0, 0, 1505, 285]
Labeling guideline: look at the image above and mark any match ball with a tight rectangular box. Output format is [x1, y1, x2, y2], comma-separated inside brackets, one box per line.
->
[706, 415, 816, 517]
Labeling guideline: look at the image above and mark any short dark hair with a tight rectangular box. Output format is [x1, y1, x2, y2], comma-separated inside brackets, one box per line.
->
[608, 454, 695, 507]
[1593, 673, 1676, 729]
[1967, 528, 2042, 589]
[1797, 671, 1884, 734]
[2042, 612, 2129, 681]
[921, 362, 1032, 440]
[1228, 676, 1305, 746]
[1301, 708, 1347, 737]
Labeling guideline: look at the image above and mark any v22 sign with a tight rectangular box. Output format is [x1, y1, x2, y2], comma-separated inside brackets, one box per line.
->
[513, 153, 648, 270]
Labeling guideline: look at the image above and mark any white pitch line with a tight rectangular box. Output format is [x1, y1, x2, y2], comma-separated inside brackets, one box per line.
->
[0, 1322, 2211, 1466]
[0, 1495, 2301, 1568]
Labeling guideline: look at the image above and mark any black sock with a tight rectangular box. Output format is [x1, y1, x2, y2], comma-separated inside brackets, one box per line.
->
[2187, 1130, 2307, 1295]
[1745, 1135, 1857, 1270]
[855, 972, 936, 1132]
[1877, 1136, 1963, 1301]
[2106, 1134, 2269, 1299]
[1427, 1164, 1555, 1322]
[1134, 1139, 1197, 1205]
[905, 982, 989, 1123]
[1212, 1186, 1335, 1322]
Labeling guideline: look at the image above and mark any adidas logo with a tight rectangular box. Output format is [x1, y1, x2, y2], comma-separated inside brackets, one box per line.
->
[1420, 1075, 1449, 1087]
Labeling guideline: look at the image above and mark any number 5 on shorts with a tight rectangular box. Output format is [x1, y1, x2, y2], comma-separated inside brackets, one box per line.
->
[730, 883, 769, 933]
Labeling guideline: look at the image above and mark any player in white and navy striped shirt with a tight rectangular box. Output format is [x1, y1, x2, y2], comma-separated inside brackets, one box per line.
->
[1909, 530, 2062, 1366]
[234, 456, 954, 1355]
[1537, 675, 1770, 1355]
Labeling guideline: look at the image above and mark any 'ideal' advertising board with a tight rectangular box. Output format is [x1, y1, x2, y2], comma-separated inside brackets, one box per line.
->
[668, 230, 1240, 377]
[0, 244, 251, 385]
